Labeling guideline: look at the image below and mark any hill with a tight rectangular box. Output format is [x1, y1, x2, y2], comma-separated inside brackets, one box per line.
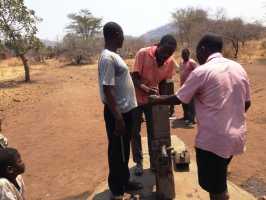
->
[140, 23, 177, 42]
[41, 39, 57, 47]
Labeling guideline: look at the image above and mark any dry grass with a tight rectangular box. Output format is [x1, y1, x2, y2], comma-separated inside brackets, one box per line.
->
[0, 57, 22, 67]
[0, 38, 265, 82]
[0, 59, 51, 82]
[239, 39, 266, 63]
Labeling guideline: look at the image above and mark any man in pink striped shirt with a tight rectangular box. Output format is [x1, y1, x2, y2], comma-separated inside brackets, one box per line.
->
[149, 34, 251, 200]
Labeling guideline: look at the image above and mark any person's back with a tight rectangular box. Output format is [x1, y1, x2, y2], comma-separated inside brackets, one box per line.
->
[185, 53, 250, 158]
[149, 33, 251, 200]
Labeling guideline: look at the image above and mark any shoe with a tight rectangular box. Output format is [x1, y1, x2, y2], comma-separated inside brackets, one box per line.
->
[184, 120, 194, 128]
[125, 181, 143, 192]
[169, 115, 177, 120]
[110, 193, 132, 200]
[134, 162, 143, 176]
[178, 117, 186, 121]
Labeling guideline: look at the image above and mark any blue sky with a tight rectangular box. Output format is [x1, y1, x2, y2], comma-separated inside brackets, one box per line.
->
[24, 0, 265, 40]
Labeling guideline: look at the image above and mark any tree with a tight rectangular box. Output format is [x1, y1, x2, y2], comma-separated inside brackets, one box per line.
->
[63, 10, 102, 64]
[120, 36, 145, 59]
[26, 39, 48, 63]
[172, 7, 265, 58]
[66, 9, 102, 40]
[172, 8, 208, 47]
[213, 18, 264, 58]
[0, 0, 41, 82]
[62, 33, 91, 64]
[239, 22, 264, 46]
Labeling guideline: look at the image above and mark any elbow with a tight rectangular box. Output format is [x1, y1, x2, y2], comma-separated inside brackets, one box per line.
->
[245, 101, 251, 112]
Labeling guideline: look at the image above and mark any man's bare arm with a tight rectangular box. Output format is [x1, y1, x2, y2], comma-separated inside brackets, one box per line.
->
[131, 72, 158, 94]
[149, 95, 182, 105]
[103, 85, 126, 135]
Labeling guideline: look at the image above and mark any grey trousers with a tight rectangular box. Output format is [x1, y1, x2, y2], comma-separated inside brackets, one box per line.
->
[182, 99, 195, 122]
[131, 104, 153, 164]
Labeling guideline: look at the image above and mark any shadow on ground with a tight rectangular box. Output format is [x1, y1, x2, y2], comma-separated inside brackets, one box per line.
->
[241, 177, 266, 198]
[59, 191, 90, 200]
[0, 79, 38, 89]
[91, 168, 156, 200]
[171, 119, 194, 129]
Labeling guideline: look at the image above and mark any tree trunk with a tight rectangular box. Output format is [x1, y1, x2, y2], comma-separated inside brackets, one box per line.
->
[231, 40, 239, 59]
[234, 41, 239, 59]
[75, 55, 82, 65]
[19, 54, 30, 82]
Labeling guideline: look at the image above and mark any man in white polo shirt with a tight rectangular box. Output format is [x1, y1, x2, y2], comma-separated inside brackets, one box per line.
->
[98, 22, 142, 200]
[149, 33, 251, 200]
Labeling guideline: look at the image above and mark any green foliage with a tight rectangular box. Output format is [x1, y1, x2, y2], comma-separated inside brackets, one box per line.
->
[0, 0, 41, 56]
[66, 9, 102, 40]
[172, 7, 265, 58]
[172, 8, 208, 46]
[62, 33, 99, 64]
[62, 9, 103, 64]
[0, 0, 41, 81]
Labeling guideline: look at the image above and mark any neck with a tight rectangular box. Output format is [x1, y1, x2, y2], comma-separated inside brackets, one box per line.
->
[105, 43, 118, 53]
[11, 178, 20, 190]
[155, 49, 163, 67]
[5, 175, 20, 190]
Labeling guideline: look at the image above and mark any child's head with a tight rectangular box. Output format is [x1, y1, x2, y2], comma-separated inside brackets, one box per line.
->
[0, 148, 25, 179]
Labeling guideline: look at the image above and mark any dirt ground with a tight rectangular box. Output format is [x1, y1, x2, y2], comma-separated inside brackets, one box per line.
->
[0, 59, 266, 199]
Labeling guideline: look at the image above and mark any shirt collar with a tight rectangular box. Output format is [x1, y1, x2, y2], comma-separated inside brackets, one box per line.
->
[207, 52, 223, 62]
[148, 45, 172, 65]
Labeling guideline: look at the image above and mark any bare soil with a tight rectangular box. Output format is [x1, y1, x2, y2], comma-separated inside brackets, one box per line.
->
[0, 59, 266, 199]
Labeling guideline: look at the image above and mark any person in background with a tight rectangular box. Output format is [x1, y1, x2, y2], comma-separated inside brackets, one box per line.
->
[131, 35, 177, 176]
[98, 22, 142, 200]
[179, 48, 198, 126]
[149, 33, 251, 200]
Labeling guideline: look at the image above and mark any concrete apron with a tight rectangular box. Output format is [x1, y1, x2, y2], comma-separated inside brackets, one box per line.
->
[88, 136, 256, 200]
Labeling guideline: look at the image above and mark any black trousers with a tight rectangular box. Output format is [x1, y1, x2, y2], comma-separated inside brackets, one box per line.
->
[104, 105, 133, 196]
[196, 148, 233, 194]
[131, 104, 153, 164]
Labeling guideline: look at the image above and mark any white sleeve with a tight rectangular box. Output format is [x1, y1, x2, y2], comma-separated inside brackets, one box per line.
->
[100, 58, 115, 86]
[0, 184, 17, 200]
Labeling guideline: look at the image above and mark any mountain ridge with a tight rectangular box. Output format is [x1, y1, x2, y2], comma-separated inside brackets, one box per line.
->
[140, 22, 177, 42]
